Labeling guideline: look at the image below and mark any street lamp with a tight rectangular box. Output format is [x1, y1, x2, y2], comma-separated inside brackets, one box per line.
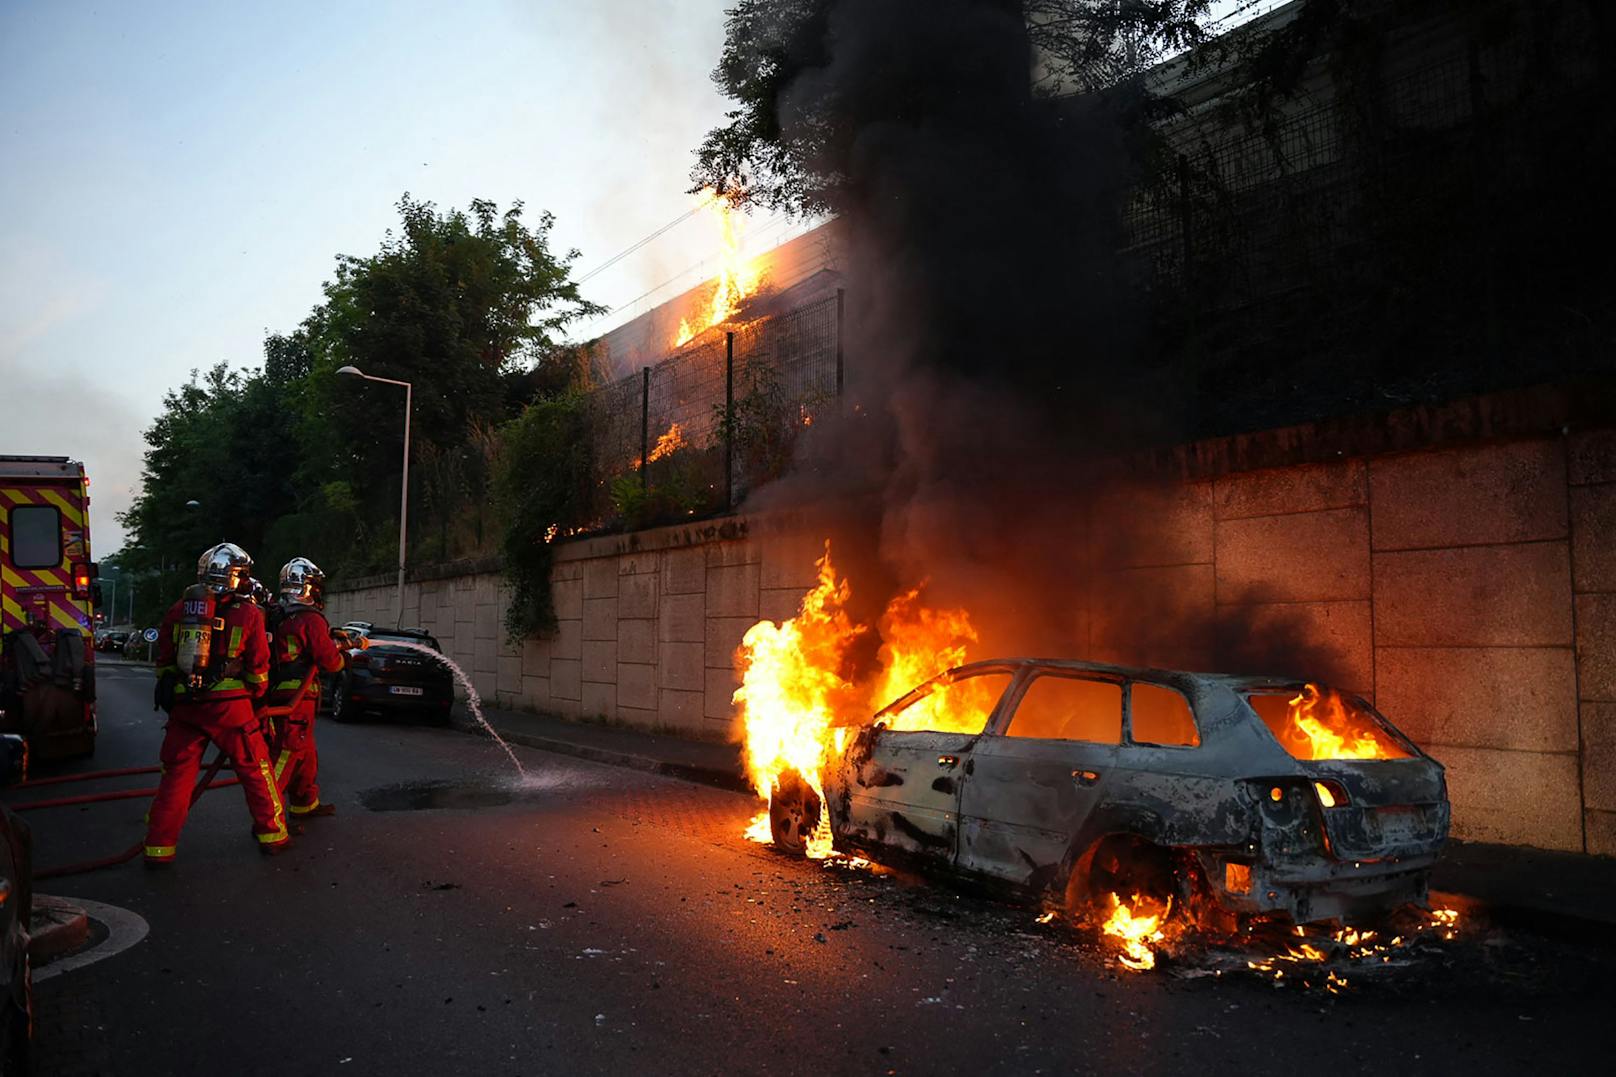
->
[337, 364, 413, 627]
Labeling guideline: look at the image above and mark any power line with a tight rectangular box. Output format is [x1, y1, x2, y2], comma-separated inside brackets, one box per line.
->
[575, 201, 710, 284]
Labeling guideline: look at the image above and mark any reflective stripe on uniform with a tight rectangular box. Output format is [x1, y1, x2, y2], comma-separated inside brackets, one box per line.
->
[144, 844, 176, 859]
[228, 626, 243, 656]
[274, 750, 292, 780]
[244, 671, 268, 685]
[289, 798, 321, 815]
[255, 759, 288, 841]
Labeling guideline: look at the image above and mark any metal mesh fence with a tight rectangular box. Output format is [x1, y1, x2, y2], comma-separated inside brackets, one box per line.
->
[580, 291, 842, 527]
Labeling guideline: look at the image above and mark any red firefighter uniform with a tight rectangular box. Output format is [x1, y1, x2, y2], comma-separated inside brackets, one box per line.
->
[144, 595, 288, 862]
[267, 605, 345, 815]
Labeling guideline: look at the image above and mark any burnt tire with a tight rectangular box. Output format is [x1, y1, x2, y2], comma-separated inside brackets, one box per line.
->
[768, 770, 822, 857]
[1068, 834, 1178, 920]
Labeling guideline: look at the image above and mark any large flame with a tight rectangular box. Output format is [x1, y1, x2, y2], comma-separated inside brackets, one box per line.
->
[733, 544, 984, 857]
[674, 189, 763, 347]
[735, 545, 864, 807]
[647, 422, 686, 463]
[1284, 684, 1410, 761]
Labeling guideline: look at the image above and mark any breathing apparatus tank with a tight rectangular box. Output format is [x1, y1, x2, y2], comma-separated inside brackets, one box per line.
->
[174, 542, 253, 689]
[173, 584, 222, 689]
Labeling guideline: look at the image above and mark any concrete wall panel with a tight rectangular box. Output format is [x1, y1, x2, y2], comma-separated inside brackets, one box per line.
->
[1370, 440, 1567, 550]
[1216, 600, 1373, 695]
[658, 642, 703, 692]
[658, 593, 704, 643]
[618, 619, 655, 664]
[1375, 646, 1579, 753]
[705, 563, 761, 618]
[1570, 484, 1616, 594]
[1570, 430, 1616, 486]
[1090, 564, 1215, 669]
[1214, 460, 1365, 520]
[1091, 482, 1213, 569]
[618, 662, 656, 711]
[1373, 543, 1573, 647]
[581, 640, 616, 684]
[1576, 594, 1616, 701]
[1438, 745, 1581, 849]
[1215, 507, 1370, 603]
[619, 572, 658, 619]
[662, 547, 705, 595]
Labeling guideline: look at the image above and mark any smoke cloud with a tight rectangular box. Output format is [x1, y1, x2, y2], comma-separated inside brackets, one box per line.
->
[752, 0, 1352, 685]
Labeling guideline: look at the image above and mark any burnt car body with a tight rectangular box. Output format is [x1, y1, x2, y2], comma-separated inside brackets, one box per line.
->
[328, 627, 454, 725]
[771, 659, 1450, 925]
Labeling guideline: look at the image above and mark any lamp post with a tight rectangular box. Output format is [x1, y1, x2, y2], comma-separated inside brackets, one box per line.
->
[336, 365, 412, 627]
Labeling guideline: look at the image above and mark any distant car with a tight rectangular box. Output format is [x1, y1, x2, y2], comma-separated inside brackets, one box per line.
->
[95, 628, 130, 653]
[327, 626, 454, 725]
[767, 658, 1450, 928]
[0, 734, 34, 1069]
[122, 630, 153, 662]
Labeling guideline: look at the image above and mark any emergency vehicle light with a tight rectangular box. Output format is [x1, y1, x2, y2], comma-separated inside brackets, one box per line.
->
[72, 562, 92, 599]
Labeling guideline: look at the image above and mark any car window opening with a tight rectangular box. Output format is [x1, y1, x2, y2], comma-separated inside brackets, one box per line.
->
[1006, 676, 1121, 744]
[883, 672, 1010, 735]
[1246, 686, 1412, 761]
[1129, 682, 1199, 747]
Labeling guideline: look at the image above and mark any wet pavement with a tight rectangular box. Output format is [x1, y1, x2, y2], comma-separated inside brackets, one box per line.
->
[8, 660, 1614, 1076]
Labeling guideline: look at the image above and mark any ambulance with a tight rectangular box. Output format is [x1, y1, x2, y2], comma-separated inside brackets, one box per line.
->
[0, 455, 97, 759]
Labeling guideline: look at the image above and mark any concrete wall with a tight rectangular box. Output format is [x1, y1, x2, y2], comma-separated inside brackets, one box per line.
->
[329, 428, 1616, 855]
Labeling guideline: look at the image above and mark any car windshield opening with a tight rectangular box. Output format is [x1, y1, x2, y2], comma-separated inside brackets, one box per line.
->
[883, 672, 1010, 735]
[1246, 685, 1412, 761]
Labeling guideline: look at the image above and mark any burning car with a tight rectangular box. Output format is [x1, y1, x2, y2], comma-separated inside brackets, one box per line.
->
[765, 658, 1449, 928]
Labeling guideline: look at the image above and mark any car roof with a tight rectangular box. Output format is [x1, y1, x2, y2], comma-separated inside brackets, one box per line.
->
[946, 657, 1312, 692]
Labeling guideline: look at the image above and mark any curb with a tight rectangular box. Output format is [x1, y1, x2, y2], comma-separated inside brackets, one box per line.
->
[28, 894, 91, 965]
[1432, 889, 1616, 948]
[448, 716, 753, 796]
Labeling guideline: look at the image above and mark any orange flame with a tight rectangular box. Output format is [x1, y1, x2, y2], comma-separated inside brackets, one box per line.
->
[648, 422, 686, 462]
[732, 545, 988, 857]
[1285, 684, 1409, 761]
[674, 189, 763, 347]
[1102, 893, 1169, 971]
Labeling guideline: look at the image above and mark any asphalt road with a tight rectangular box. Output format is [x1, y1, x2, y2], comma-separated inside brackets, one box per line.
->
[7, 659, 1613, 1076]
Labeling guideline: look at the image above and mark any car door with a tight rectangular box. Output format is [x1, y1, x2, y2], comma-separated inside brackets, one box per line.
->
[839, 668, 1014, 868]
[956, 670, 1123, 891]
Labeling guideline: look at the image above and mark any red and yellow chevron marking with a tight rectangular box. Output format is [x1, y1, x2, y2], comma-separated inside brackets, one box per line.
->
[1, 482, 93, 637]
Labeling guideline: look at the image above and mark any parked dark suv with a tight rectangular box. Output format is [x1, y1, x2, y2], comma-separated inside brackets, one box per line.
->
[328, 626, 454, 725]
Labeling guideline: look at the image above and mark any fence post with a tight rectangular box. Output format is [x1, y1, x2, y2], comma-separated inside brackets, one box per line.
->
[835, 288, 845, 396]
[639, 366, 650, 491]
[724, 331, 735, 510]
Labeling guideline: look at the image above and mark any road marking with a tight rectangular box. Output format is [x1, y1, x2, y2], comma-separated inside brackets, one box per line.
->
[34, 898, 150, 982]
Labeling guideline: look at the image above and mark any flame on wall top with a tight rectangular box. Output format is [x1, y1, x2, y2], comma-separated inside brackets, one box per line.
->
[674, 189, 764, 348]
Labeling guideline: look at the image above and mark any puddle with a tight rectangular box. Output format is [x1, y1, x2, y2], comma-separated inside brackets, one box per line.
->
[358, 770, 605, 812]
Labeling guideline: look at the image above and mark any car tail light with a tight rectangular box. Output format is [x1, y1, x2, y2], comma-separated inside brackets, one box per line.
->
[72, 562, 92, 599]
[1313, 780, 1350, 809]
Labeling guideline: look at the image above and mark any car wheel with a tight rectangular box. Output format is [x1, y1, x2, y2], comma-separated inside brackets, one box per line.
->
[1068, 834, 1178, 921]
[329, 676, 356, 723]
[768, 769, 822, 856]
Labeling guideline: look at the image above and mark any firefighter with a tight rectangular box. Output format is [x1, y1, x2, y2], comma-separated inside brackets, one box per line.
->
[144, 542, 289, 864]
[266, 557, 347, 818]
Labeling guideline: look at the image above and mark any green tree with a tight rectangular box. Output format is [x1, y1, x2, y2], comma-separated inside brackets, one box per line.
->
[691, 0, 1213, 214]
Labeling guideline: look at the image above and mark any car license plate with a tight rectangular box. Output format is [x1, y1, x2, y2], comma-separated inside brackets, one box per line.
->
[1375, 806, 1420, 843]
[389, 686, 424, 696]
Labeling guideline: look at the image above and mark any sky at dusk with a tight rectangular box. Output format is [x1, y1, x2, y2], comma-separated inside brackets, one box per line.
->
[0, 0, 1264, 556]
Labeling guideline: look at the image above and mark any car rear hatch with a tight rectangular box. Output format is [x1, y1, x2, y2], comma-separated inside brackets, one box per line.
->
[1247, 685, 1448, 861]
[1303, 759, 1449, 861]
[364, 640, 448, 691]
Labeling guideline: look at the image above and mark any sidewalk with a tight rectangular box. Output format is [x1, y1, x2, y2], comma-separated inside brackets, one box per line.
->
[453, 705, 1616, 935]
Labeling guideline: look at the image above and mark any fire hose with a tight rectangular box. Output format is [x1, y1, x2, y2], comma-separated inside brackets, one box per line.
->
[18, 668, 321, 880]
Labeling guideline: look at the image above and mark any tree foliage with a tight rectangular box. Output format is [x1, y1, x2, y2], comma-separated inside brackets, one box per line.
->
[119, 196, 598, 627]
[691, 0, 1214, 214]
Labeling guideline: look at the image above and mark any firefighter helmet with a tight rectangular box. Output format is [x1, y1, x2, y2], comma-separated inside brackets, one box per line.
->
[197, 542, 253, 596]
[248, 577, 271, 606]
[278, 557, 327, 609]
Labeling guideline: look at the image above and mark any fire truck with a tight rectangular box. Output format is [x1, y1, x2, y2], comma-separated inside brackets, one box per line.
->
[0, 455, 97, 759]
